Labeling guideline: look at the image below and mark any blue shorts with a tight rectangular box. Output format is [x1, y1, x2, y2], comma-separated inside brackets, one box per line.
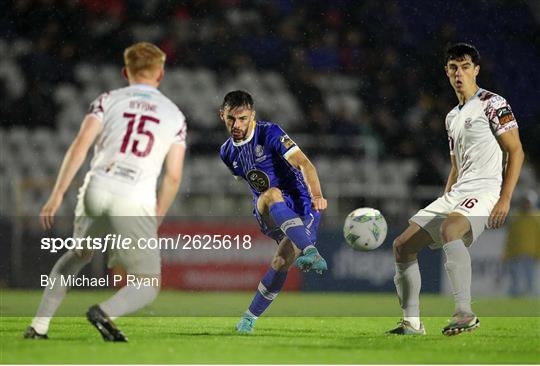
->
[254, 202, 321, 244]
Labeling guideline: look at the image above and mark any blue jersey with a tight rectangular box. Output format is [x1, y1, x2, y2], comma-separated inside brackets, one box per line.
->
[220, 121, 312, 217]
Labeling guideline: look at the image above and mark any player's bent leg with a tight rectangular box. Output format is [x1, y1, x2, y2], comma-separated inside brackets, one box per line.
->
[99, 274, 160, 319]
[25, 250, 93, 339]
[258, 188, 315, 251]
[393, 222, 432, 263]
[87, 274, 160, 342]
[257, 187, 285, 213]
[257, 188, 327, 273]
[236, 239, 298, 334]
[387, 223, 432, 335]
[440, 213, 471, 243]
[440, 213, 478, 335]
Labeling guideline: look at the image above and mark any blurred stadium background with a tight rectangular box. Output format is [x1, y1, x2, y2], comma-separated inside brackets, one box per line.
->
[1, 0, 539, 302]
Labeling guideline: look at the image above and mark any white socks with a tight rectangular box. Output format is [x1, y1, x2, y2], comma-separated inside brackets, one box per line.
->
[245, 309, 258, 319]
[31, 251, 90, 334]
[404, 316, 421, 330]
[393, 238, 473, 330]
[394, 260, 422, 329]
[100, 282, 159, 319]
[443, 239, 473, 314]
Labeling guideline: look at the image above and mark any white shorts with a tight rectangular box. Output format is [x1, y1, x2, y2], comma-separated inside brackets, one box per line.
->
[73, 188, 160, 275]
[410, 190, 499, 248]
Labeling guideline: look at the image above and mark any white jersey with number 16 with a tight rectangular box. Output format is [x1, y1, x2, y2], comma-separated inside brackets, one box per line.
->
[445, 88, 518, 194]
[81, 83, 186, 206]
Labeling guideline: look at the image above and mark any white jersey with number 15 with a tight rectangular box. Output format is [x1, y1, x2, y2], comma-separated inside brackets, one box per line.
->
[82, 83, 186, 206]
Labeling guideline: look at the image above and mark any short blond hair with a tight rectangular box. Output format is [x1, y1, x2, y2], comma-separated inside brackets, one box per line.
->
[123, 42, 166, 78]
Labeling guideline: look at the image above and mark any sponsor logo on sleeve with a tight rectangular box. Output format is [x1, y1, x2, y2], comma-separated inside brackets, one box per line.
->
[496, 107, 515, 125]
[279, 135, 295, 149]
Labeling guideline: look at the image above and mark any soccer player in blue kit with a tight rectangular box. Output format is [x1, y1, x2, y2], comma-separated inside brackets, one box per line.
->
[219, 90, 328, 333]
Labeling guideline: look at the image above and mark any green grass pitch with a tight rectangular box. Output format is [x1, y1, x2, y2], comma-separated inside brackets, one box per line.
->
[1, 290, 539, 364]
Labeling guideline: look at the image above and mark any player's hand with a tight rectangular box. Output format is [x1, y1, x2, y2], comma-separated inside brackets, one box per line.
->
[488, 197, 510, 229]
[311, 195, 327, 211]
[40, 194, 63, 230]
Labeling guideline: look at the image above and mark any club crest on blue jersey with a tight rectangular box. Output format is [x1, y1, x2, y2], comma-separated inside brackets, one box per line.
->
[255, 144, 267, 162]
[255, 145, 264, 157]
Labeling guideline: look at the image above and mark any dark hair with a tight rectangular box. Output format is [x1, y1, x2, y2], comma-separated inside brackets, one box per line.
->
[221, 90, 254, 110]
[445, 43, 480, 65]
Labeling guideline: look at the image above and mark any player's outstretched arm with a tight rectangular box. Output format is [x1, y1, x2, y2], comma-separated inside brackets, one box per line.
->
[444, 155, 458, 194]
[40, 115, 102, 230]
[489, 129, 524, 228]
[156, 143, 186, 222]
[286, 149, 327, 211]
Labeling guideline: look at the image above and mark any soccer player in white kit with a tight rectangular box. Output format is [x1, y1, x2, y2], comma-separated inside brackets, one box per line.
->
[24, 43, 187, 341]
[387, 43, 524, 336]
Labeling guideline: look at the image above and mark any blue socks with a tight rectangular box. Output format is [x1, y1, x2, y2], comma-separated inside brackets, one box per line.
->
[269, 201, 312, 250]
[248, 268, 288, 317]
[245, 202, 312, 318]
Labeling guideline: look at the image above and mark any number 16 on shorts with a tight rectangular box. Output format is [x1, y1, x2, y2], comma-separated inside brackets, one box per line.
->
[459, 198, 478, 210]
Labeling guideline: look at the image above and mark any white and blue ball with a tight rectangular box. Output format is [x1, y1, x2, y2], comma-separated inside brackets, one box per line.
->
[343, 207, 387, 251]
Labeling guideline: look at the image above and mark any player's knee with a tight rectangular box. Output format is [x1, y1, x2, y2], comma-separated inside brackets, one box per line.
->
[392, 237, 404, 258]
[262, 187, 283, 205]
[257, 188, 284, 214]
[393, 236, 416, 260]
[440, 218, 467, 243]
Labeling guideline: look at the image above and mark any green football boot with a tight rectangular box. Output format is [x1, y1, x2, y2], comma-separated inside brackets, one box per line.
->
[386, 320, 426, 335]
[442, 312, 480, 336]
[295, 247, 328, 274]
[236, 313, 257, 334]
[23, 326, 48, 340]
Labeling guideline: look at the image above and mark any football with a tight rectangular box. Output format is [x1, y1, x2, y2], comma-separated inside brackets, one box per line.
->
[343, 208, 388, 251]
